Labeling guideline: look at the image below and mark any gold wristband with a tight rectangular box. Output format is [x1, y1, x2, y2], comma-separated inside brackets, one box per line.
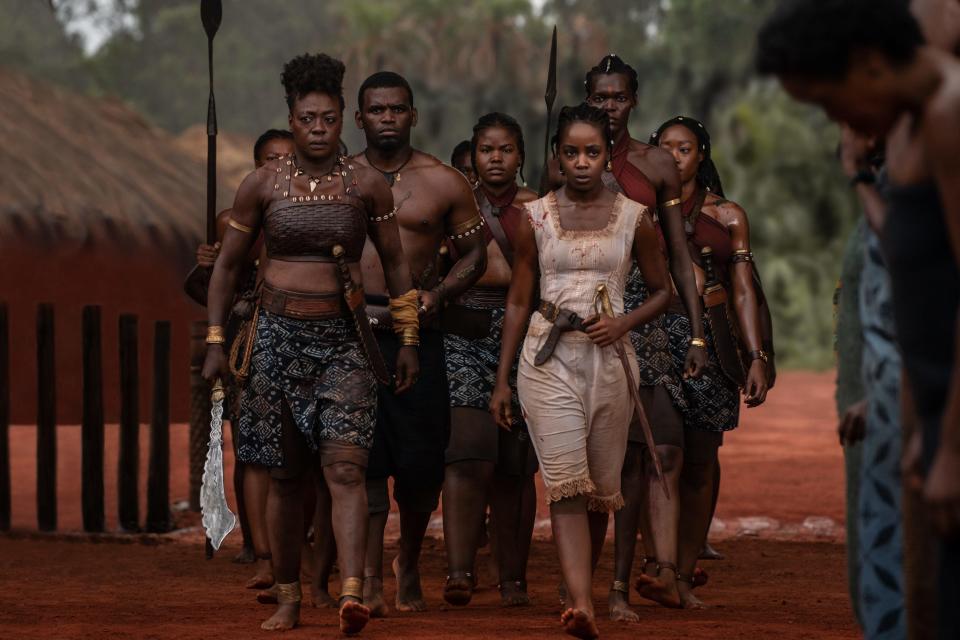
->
[400, 327, 420, 347]
[206, 325, 226, 345]
[661, 198, 682, 208]
[228, 218, 254, 234]
[689, 337, 706, 348]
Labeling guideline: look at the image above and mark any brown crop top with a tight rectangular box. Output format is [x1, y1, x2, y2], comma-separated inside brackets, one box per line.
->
[263, 156, 367, 262]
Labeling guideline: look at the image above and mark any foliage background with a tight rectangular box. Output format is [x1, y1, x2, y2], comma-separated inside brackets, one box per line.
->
[5, 0, 857, 369]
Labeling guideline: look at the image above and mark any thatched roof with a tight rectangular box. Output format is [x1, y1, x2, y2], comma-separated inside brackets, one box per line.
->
[0, 67, 238, 260]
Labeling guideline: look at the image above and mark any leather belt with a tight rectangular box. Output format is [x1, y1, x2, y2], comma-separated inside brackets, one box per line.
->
[534, 300, 588, 366]
[260, 284, 349, 320]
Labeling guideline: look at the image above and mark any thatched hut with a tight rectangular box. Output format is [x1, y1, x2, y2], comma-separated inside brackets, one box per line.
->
[0, 67, 246, 423]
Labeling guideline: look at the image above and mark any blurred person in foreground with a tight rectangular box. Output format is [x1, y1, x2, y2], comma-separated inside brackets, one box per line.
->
[758, 1, 960, 637]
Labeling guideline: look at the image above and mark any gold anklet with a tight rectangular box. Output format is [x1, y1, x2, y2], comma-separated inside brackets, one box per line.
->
[611, 580, 629, 594]
[340, 577, 363, 600]
[275, 581, 302, 604]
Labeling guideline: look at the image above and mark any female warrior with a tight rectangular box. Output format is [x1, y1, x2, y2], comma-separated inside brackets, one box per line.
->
[649, 116, 769, 608]
[491, 103, 671, 639]
[442, 113, 539, 608]
[202, 53, 419, 634]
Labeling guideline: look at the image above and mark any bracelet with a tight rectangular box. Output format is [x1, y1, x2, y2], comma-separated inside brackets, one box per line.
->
[661, 198, 682, 208]
[689, 337, 706, 348]
[400, 327, 420, 347]
[748, 349, 769, 363]
[206, 325, 226, 345]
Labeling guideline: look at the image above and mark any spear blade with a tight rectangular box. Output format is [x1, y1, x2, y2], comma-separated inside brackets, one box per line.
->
[539, 26, 558, 196]
[200, 0, 222, 39]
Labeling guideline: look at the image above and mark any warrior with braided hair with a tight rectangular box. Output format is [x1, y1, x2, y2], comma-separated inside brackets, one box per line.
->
[441, 112, 539, 608]
[202, 52, 419, 635]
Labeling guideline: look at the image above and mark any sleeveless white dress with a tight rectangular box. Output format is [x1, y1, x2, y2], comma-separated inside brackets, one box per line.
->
[517, 191, 645, 511]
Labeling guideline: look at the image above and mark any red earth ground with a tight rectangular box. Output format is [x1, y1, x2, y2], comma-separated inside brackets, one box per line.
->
[0, 371, 858, 639]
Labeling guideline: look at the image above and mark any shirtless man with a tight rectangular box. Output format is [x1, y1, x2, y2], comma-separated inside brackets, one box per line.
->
[352, 71, 487, 615]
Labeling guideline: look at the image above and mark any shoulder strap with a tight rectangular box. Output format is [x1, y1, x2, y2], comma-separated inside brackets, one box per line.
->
[476, 188, 515, 267]
[601, 170, 624, 195]
[341, 158, 360, 198]
[685, 188, 711, 268]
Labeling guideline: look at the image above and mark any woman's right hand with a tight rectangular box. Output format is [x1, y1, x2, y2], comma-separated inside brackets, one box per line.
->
[196, 242, 221, 269]
[201, 344, 229, 382]
[489, 382, 514, 431]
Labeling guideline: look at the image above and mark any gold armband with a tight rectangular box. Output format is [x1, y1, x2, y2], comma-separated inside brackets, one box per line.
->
[228, 218, 254, 234]
[389, 289, 420, 345]
[447, 214, 485, 240]
[731, 250, 754, 263]
[206, 325, 226, 345]
[661, 198, 682, 208]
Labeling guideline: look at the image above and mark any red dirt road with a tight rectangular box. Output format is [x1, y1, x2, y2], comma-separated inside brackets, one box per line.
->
[0, 371, 857, 638]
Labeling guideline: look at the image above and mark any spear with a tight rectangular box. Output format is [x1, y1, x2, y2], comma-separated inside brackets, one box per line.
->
[201, 0, 222, 244]
[538, 26, 558, 197]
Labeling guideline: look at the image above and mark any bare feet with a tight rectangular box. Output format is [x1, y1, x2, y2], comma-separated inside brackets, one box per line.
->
[443, 572, 474, 606]
[678, 581, 708, 610]
[608, 589, 639, 622]
[339, 599, 370, 636]
[392, 556, 427, 612]
[309, 581, 337, 609]
[637, 567, 681, 609]
[260, 602, 299, 631]
[699, 543, 724, 560]
[500, 581, 531, 607]
[363, 576, 389, 618]
[233, 545, 255, 564]
[257, 585, 278, 605]
[245, 557, 274, 589]
[561, 608, 600, 639]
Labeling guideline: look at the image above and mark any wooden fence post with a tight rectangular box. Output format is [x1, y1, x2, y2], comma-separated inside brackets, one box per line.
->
[81, 306, 105, 532]
[147, 321, 172, 533]
[36, 304, 56, 532]
[118, 314, 139, 532]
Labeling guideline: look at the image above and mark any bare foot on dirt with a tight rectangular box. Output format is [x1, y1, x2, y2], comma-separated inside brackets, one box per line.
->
[608, 589, 639, 622]
[339, 598, 370, 636]
[500, 581, 531, 607]
[699, 543, 725, 560]
[561, 608, 600, 639]
[443, 573, 473, 606]
[233, 546, 255, 564]
[257, 585, 278, 605]
[245, 558, 274, 589]
[638, 570, 681, 609]
[678, 582, 708, 610]
[363, 576, 389, 618]
[309, 581, 337, 609]
[260, 602, 299, 631]
[392, 556, 427, 612]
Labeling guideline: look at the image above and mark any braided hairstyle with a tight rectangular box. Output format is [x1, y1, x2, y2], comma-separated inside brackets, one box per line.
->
[281, 53, 346, 111]
[552, 103, 612, 159]
[450, 140, 471, 167]
[470, 112, 526, 184]
[649, 116, 725, 197]
[584, 54, 639, 96]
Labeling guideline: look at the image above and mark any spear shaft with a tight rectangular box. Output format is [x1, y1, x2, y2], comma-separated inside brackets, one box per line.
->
[201, 0, 222, 244]
[538, 26, 558, 197]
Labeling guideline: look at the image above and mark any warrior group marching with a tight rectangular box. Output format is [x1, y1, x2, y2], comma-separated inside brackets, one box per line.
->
[196, 42, 770, 638]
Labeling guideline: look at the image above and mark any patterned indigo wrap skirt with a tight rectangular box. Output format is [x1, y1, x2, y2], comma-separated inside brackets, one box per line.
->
[237, 310, 377, 467]
[623, 266, 687, 413]
[665, 310, 740, 432]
